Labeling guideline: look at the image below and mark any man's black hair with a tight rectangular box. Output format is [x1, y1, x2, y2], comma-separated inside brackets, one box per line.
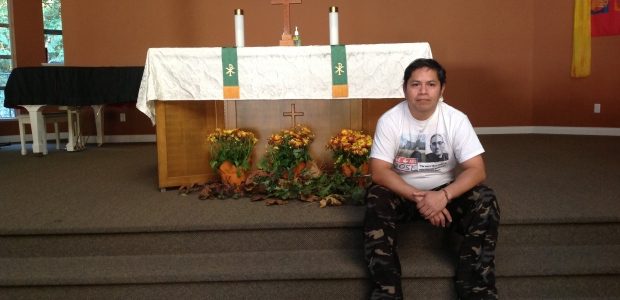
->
[403, 58, 447, 87]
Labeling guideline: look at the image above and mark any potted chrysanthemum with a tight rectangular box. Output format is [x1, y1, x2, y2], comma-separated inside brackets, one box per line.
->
[207, 128, 258, 186]
[259, 124, 315, 179]
[327, 129, 373, 177]
[253, 125, 317, 200]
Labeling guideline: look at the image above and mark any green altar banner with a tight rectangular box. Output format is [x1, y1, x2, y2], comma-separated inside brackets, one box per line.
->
[330, 45, 348, 98]
[222, 47, 240, 99]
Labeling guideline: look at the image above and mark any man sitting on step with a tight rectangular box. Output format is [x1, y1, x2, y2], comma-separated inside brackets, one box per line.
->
[364, 58, 500, 300]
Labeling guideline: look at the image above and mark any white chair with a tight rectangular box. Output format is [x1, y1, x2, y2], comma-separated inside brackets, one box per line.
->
[17, 112, 68, 155]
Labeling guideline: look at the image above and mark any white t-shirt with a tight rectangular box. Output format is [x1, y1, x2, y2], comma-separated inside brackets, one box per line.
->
[370, 100, 484, 190]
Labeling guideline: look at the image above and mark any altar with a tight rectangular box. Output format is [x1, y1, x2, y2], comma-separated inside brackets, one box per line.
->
[136, 43, 432, 189]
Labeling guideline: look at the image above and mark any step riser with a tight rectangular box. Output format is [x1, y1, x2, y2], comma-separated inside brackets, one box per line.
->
[498, 223, 620, 246]
[3, 223, 618, 257]
[0, 226, 444, 258]
[0, 228, 359, 257]
[2, 276, 618, 300]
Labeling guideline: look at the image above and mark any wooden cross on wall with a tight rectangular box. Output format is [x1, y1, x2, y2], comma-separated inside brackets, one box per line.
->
[271, 0, 301, 46]
[283, 104, 304, 127]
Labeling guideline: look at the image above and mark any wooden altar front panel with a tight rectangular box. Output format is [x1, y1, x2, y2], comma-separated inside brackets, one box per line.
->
[155, 98, 400, 189]
[155, 100, 225, 189]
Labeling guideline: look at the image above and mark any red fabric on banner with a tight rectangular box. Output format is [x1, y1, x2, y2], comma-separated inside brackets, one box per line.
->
[591, 0, 620, 36]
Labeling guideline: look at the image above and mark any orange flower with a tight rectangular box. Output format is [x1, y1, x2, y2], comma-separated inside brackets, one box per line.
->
[207, 128, 257, 172]
[260, 124, 315, 175]
[327, 129, 373, 170]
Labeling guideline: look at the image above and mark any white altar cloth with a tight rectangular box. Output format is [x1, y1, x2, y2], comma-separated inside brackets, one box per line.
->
[137, 43, 432, 124]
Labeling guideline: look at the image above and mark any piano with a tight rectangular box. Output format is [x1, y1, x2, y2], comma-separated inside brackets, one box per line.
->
[4, 66, 144, 154]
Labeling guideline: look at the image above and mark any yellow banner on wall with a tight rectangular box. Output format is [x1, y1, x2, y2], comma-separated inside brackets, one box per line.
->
[571, 0, 591, 78]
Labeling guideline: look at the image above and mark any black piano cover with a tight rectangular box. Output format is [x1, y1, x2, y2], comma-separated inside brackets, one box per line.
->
[3, 66, 144, 107]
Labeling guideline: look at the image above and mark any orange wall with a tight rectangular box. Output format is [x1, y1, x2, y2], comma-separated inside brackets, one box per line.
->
[3, 0, 619, 138]
[9, 0, 45, 67]
[62, 0, 538, 130]
[532, 1, 620, 127]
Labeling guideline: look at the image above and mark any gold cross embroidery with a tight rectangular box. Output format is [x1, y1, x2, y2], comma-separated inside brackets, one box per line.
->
[226, 64, 236, 77]
[334, 63, 345, 76]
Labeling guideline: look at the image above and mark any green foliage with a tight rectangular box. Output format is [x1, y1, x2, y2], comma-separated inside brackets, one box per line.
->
[0, 0, 8, 24]
[0, 0, 12, 69]
[0, 0, 13, 118]
[42, 0, 64, 63]
[254, 169, 368, 205]
[42, 0, 62, 30]
[312, 172, 368, 205]
[258, 125, 314, 179]
[254, 125, 369, 204]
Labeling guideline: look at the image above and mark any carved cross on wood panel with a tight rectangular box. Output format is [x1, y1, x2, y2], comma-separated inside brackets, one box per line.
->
[283, 103, 304, 127]
[271, 0, 301, 46]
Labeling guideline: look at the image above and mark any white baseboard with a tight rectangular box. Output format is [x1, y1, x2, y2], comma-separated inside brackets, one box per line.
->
[1, 127, 619, 144]
[474, 126, 620, 136]
[97, 134, 156, 143]
[0, 134, 156, 144]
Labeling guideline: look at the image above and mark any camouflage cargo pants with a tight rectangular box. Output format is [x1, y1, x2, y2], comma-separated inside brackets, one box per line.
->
[364, 184, 500, 300]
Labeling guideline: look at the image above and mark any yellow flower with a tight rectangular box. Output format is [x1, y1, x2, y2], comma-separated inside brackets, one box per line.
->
[207, 128, 257, 171]
[327, 129, 373, 168]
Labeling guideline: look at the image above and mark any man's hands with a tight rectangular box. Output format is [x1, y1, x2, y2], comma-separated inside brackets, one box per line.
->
[412, 190, 452, 227]
[369, 158, 459, 228]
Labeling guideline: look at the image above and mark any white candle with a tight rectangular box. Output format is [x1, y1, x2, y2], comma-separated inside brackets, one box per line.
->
[234, 9, 245, 47]
[329, 6, 339, 45]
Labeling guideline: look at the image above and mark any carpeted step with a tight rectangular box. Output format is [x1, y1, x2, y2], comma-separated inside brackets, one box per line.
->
[2, 245, 618, 286]
[498, 222, 620, 246]
[0, 249, 375, 286]
[3, 221, 619, 258]
[2, 245, 619, 299]
[496, 275, 620, 300]
[2, 137, 620, 299]
[0, 222, 449, 258]
[3, 276, 618, 300]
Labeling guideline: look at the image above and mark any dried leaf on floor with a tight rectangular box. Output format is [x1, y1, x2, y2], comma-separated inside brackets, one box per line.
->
[265, 199, 288, 206]
[300, 194, 321, 202]
[198, 185, 213, 200]
[319, 194, 344, 208]
[178, 183, 203, 197]
[251, 194, 267, 202]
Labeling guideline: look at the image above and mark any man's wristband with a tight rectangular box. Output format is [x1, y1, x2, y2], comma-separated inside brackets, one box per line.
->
[441, 188, 451, 203]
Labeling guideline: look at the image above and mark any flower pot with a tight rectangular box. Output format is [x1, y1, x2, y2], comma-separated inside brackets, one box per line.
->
[341, 162, 369, 177]
[218, 160, 246, 186]
[293, 161, 306, 177]
[358, 162, 369, 175]
[341, 163, 355, 177]
[282, 161, 306, 179]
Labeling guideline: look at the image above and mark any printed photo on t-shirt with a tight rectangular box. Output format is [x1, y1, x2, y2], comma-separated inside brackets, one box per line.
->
[394, 134, 426, 173]
[426, 134, 449, 162]
[393, 133, 449, 173]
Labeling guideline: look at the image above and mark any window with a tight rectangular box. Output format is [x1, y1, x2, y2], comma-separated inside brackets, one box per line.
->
[0, 0, 64, 119]
[43, 0, 63, 64]
[0, 0, 13, 118]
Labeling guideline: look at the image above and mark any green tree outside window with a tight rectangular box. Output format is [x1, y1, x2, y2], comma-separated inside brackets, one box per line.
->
[43, 0, 64, 63]
[0, 0, 14, 118]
